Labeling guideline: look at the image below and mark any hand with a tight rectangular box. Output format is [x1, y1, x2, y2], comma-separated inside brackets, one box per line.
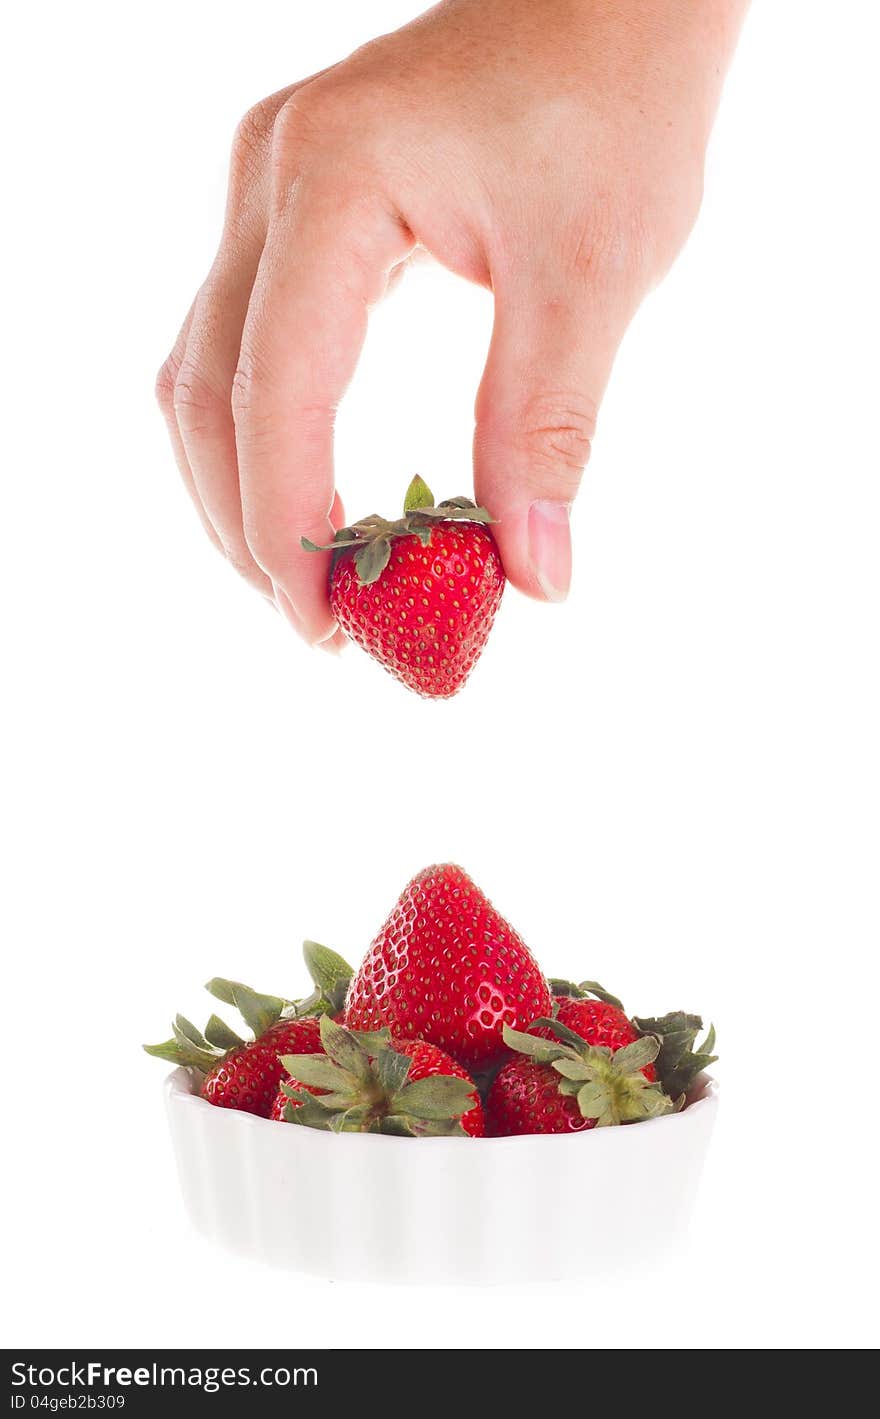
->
[157, 0, 748, 645]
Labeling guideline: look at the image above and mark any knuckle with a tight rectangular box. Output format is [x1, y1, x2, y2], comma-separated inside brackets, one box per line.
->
[242, 510, 280, 574]
[155, 355, 180, 414]
[272, 88, 328, 160]
[570, 176, 704, 289]
[271, 80, 362, 168]
[230, 360, 260, 423]
[230, 349, 288, 434]
[516, 394, 597, 482]
[172, 362, 225, 436]
[569, 202, 650, 289]
[231, 365, 287, 466]
[232, 100, 278, 174]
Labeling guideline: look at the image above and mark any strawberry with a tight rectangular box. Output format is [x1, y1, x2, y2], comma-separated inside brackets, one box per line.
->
[201, 1016, 323, 1116]
[144, 942, 353, 1117]
[487, 981, 717, 1135]
[486, 1055, 595, 1135]
[273, 1016, 484, 1137]
[487, 1027, 669, 1136]
[303, 476, 504, 698]
[540, 997, 658, 1082]
[270, 1083, 295, 1122]
[344, 863, 553, 1069]
[548, 979, 718, 1098]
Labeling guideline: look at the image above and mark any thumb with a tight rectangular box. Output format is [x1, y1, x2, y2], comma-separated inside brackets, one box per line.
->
[473, 276, 633, 602]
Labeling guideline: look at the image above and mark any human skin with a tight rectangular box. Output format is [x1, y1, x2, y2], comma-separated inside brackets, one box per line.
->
[157, 0, 749, 648]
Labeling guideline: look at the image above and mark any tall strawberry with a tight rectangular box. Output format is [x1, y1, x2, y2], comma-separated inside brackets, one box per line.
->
[303, 476, 504, 698]
[143, 942, 353, 1117]
[273, 1016, 484, 1137]
[344, 863, 552, 1068]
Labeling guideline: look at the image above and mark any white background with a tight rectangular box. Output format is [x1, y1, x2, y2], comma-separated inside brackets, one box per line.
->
[3, 1, 878, 1349]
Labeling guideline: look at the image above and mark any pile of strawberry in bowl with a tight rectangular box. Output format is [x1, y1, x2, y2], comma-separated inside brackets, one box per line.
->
[149, 864, 718, 1282]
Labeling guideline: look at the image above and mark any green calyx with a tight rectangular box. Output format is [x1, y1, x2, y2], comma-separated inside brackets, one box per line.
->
[632, 1013, 717, 1103]
[548, 980, 719, 1105]
[278, 1016, 476, 1137]
[203, 978, 289, 1038]
[282, 941, 353, 1021]
[300, 475, 495, 586]
[142, 1014, 234, 1071]
[548, 979, 625, 1011]
[143, 942, 354, 1069]
[502, 1021, 673, 1127]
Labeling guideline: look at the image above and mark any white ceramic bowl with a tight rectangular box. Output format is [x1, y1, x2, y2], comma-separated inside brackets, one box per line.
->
[164, 1068, 718, 1284]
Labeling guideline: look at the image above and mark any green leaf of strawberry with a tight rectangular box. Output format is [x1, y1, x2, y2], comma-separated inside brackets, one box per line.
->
[143, 1013, 226, 1071]
[374, 1044, 412, 1096]
[277, 1054, 358, 1094]
[295, 941, 354, 1017]
[501, 1021, 672, 1127]
[144, 950, 355, 1117]
[204, 978, 287, 1038]
[203, 1015, 245, 1050]
[301, 477, 496, 584]
[403, 474, 435, 513]
[354, 537, 392, 586]
[548, 978, 625, 1011]
[632, 1012, 718, 1100]
[276, 1018, 484, 1136]
[390, 1075, 480, 1121]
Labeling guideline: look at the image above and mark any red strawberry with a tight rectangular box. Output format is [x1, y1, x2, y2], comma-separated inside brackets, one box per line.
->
[344, 863, 553, 1069]
[487, 1054, 592, 1136]
[303, 476, 504, 698]
[269, 1085, 292, 1122]
[487, 983, 718, 1135]
[201, 1016, 323, 1116]
[486, 1001, 671, 1136]
[541, 996, 657, 1082]
[273, 1017, 484, 1137]
[545, 982, 718, 1097]
[487, 990, 659, 1135]
[144, 943, 354, 1117]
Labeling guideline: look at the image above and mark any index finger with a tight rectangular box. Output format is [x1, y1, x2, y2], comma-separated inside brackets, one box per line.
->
[234, 176, 412, 643]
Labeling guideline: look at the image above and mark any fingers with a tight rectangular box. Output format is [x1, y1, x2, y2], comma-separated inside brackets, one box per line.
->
[173, 263, 275, 598]
[158, 78, 407, 639]
[473, 268, 636, 602]
[155, 306, 226, 557]
[167, 91, 295, 600]
[234, 171, 413, 643]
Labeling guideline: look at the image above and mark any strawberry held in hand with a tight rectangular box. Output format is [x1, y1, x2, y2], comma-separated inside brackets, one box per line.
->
[303, 476, 504, 698]
[344, 863, 552, 1068]
[272, 1016, 484, 1137]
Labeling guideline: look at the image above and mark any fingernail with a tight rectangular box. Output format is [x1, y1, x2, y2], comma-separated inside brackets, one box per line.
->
[528, 501, 572, 602]
[273, 584, 303, 634]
